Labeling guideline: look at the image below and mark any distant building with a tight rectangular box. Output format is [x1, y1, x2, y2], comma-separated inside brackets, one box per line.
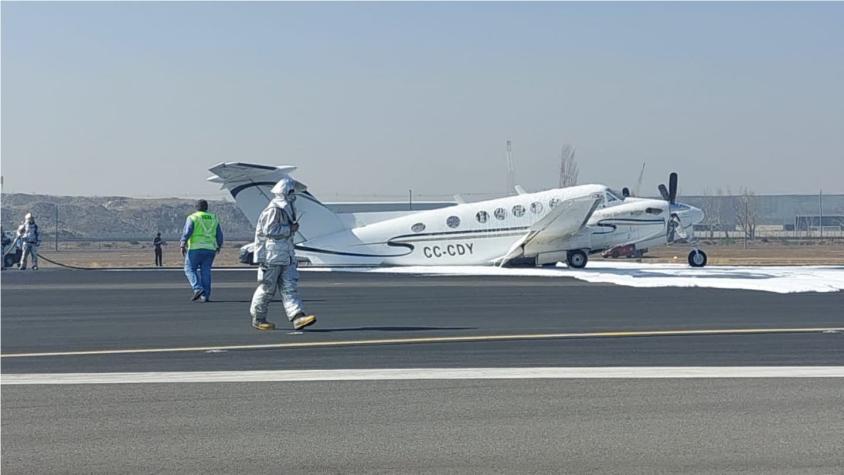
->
[682, 194, 844, 235]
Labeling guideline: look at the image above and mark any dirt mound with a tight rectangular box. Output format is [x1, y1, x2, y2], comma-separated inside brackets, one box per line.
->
[1, 193, 253, 240]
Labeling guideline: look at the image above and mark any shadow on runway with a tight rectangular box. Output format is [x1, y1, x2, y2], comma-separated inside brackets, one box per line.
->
[303, 326, 476, 333]
[209, 299, 326, 303]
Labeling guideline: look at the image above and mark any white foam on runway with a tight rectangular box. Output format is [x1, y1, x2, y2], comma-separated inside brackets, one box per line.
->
[3, 367, 843, 385]
[309, 262, 844, 294]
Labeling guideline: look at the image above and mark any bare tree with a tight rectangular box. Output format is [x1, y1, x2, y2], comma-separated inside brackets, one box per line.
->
[718, 187, 731, 239]
[733, 187, 758, 248]
[700, 188, 721, 239]
[558, 144, 579, 188]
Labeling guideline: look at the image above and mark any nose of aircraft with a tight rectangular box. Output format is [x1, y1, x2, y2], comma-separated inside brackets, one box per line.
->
[670, 203, 704, 227]
[688, 205, 704, 225]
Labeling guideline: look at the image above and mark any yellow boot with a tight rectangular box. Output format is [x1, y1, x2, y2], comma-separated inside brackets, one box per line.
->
[252, 319, 276, 331]
[292, 313, 316, 330]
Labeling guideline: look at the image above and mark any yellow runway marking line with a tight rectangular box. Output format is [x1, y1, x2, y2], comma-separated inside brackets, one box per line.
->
[1, 327, 841, 359]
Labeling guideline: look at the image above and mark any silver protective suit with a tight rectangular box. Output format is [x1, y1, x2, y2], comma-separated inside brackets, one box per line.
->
[19, 221, 40, 269]
[249, 177, 304, 322]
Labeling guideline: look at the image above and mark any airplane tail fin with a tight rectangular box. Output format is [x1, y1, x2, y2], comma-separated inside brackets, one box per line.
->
[207, 162, 347, 242]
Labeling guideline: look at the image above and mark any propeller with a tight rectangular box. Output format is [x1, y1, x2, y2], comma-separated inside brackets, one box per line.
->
[659, 172, 686, 242]
[658, 184, 670, 201]
[667, 212, 688, 243]
[667, 213, 678, 242]
[668, 172, 678, 204]
[657, 172, 678, 204]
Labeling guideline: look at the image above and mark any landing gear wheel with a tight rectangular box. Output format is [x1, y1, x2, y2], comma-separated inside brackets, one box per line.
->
[566, 250, 588, 269]
[688, 249, 707, 267]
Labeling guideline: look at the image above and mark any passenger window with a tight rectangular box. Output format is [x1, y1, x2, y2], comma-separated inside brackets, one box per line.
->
[512, 205, 525, 217]
[645, 208, 663, 215]
[530, 202, 543, 214]
[476, 211, 489, 223]
[494, 208, 507, 220]
[447, 216, 461, 228]
[411, 223, 426, 233]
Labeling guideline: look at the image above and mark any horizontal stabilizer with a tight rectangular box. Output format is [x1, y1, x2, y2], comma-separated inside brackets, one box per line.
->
[207, 162, 297, 187]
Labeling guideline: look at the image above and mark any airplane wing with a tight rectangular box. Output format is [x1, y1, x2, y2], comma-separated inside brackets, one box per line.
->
[496, 193, 603, 266]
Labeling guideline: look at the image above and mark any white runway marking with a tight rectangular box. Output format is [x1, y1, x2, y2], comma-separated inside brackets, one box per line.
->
[2, 327, 841, 359]
[3, 367, 843, 385]
[310, 263, 844, 294]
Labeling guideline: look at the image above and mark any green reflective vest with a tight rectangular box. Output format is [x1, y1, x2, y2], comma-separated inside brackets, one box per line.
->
[186, 211, 219, 251]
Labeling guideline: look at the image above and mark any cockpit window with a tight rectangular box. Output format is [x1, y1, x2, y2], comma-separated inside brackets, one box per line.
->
[605, 191, 621, 203]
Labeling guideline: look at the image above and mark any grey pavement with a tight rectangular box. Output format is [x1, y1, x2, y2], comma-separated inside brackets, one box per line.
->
[3, 379, 843, 474]
[3, 269, 843, 360]
[2, 269, 843, 473]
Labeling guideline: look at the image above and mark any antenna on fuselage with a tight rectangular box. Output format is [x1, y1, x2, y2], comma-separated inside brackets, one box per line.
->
[634, 162, 646, 196]
[505, 140, 516, 196]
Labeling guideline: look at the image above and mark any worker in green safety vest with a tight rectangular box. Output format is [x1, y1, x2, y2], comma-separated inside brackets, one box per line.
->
[180, 200, 224, 302]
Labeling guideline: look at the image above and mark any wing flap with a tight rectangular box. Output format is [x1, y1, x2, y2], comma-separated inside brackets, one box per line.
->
[495, 194, 602, 266]
[529, 194, 603, 245]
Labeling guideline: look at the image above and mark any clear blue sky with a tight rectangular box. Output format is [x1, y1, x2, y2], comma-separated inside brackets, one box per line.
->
[2, 2, 842, 198]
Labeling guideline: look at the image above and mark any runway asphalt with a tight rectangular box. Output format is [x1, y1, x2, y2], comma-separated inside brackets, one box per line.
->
[2, 269, 843, 372]
[2, 268, 843, 473]
[4, 379, 843, 474]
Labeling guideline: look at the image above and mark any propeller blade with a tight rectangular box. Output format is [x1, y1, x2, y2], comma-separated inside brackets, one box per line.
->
[667, 213, 680, 242]
[658, 184, 670, 201]
[622, 187, 630, 198]
[668, 172, 678, 204]
[667, 213, 688, 243]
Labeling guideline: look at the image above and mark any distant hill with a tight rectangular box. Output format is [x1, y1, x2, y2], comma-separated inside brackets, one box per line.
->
[1, 194, 253, 241]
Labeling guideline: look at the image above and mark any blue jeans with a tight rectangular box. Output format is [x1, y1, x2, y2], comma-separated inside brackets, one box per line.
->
[184, 250, 216, 298]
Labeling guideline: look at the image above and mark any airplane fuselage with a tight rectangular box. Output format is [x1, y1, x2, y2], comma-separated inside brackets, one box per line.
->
[296, 186, 701, 267]
[208, 163, 705, 268]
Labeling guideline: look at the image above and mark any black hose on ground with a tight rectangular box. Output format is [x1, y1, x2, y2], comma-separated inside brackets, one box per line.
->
[30, 253, 99, 270]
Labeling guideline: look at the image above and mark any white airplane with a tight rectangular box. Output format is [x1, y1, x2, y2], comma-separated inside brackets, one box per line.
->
[208, 163, 708, 268]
